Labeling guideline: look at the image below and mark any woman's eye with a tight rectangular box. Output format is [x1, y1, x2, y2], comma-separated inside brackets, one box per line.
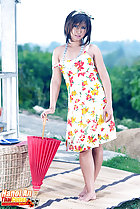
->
[81, 26, 86, 30]
[73, 25, 78, 28]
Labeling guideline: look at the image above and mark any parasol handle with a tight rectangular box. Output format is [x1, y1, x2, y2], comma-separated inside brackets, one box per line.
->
[42, 116, 47, 139]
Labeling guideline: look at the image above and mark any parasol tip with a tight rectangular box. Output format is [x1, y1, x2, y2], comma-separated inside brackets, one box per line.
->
[33, 190, 39, 197]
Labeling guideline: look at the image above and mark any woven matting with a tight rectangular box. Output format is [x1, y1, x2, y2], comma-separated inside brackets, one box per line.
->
[20, 161, 140, 209]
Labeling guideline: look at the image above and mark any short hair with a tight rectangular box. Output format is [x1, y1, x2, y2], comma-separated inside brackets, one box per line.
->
[64, 10, 92, 45]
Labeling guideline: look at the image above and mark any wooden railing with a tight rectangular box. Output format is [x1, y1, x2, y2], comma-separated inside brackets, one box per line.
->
[0, 72, 19, 138]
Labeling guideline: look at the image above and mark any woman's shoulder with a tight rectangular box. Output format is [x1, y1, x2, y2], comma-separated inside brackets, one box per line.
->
[88, 44, 102, 57]
[53, 45, 66, 61]
[88, 44, 100, 52]
[53, 45, 65, 55]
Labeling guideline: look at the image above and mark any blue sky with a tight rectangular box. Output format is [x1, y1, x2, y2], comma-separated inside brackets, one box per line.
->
[1, 0, 140, 46]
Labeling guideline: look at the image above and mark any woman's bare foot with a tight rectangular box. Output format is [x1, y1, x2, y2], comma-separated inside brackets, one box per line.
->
[78, 186, 87, 197]
[79, 192, 96, 202]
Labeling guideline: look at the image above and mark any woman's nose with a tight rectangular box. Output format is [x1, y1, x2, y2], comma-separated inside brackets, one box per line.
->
[76, 27, 82, 34]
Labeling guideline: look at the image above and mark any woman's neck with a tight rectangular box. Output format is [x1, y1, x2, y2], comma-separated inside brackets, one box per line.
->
[68, 40, 81, 47]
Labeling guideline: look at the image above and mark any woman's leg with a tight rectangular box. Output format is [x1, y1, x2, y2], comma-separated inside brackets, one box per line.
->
[79, 149, 96, 201]
[92, 144, 103, 181]
[79, 145, 103, 197]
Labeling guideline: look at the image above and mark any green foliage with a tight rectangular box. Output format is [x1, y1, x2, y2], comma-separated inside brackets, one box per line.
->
[103, 155, 140, 174]
[18, 44, 67, 111]
[108, 57, 140, 122]
[115, 118, 140, 130]
[113, 198, 140, 209]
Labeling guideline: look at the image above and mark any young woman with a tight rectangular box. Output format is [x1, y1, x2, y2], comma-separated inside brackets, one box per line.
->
[41, 10, 116, 202]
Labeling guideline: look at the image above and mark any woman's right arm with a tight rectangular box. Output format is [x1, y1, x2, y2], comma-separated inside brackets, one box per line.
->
[41, 47, 62, 118]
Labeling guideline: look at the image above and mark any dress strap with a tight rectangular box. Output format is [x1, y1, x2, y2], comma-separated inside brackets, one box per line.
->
[62, 42, 68, 63]
[84, 44, 90, 52]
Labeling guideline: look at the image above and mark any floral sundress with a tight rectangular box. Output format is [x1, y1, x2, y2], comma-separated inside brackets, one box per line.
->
[56, 45, 117, 152]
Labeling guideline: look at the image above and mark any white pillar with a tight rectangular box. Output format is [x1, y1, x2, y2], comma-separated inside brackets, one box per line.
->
[1, 0, 19, 137]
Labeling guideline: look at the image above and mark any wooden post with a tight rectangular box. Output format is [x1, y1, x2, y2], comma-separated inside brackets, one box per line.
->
[1, 0, 19, 137]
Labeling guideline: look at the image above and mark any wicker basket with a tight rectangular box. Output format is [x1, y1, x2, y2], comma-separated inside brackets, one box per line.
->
[0, 141, 31, 191]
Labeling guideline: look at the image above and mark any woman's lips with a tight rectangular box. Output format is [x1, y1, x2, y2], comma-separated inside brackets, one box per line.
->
[75, 35, 81, 38]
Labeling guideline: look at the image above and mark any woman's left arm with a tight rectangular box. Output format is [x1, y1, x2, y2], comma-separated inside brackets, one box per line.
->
[90, 45, 113, 122]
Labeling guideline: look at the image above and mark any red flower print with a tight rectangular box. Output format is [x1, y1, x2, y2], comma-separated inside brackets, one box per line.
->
[69, 145, 74, 150]
[87, 119, 91, 124]
[101, 128, 104, 131]
[81, 102, 85, 105]
[80, 135, 85, 141]
[75, 60, 84, 71]
[74, 145, 77, 150]
[86, 94, 92, 100]
[70, 95, 73, 102]
[78, 72, 85, 77]
[91, 124, 97, 131]
[75, 99, 80, 103]
[74, 105, 78, 110]
[74, 129, 78, 133]
[69, 76, 74, 87]
[68, 119, 72, 126]
[82, 81, 88, 86]
[88, 136, 97, 143]
[78, 145, 83, 151]
[68, 71, 73, 76]
[68, 131, 73, 136]
[89, 73, 95, 81]
[109, 121, 115, 131]
[80, 129, 84, 133]
[103, 98, 107, 104]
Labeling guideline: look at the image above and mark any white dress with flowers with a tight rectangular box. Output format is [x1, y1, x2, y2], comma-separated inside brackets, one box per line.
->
[57, 47, 116, 152]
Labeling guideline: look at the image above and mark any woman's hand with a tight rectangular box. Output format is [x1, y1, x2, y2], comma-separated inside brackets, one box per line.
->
[41, 107, 55, 119]
[103, 104, 113, 122]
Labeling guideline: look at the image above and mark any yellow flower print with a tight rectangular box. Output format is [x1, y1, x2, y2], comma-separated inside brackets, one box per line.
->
[98, 134, 102, 140]
[75, 99, 80, 103]
[82, 107, 89, 115]
[91, 89, 99, 95]
[94, 83, 100, 89]
[91, 110, 95, 117]
[82, 81, 88, 86]
[59, 64, 65, 73]
[98, 115, 104, 125]
[66, 83, 69, 89]
[68, 131, 74, 136]
[78, 120, 87, 128]
[88, 58, 92, 63]
[71, 117, 76, 123]
[70, 95, 73, 103]
[104, 134, 109, 140]
[71, 90, 77, 96]
[67, 60, 71, 62]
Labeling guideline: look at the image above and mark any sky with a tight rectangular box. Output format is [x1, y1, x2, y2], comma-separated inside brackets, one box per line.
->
[1, 0, 140, 46]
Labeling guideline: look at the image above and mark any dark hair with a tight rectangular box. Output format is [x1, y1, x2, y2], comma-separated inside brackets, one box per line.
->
[64, 10, 92, 45]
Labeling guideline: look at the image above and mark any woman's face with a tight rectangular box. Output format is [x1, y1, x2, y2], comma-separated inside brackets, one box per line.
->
[70, 22, 87, 42]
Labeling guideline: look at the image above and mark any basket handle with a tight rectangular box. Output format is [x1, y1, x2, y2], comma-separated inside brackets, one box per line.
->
[42, 116, 47, 139]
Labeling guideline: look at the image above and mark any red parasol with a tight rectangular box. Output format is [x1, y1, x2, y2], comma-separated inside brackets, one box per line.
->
[27, 117, 61, 195]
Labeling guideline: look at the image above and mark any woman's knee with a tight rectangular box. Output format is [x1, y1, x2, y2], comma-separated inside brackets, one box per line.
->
[92, 144, 103, 153]
[80, 149, 92, 157]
